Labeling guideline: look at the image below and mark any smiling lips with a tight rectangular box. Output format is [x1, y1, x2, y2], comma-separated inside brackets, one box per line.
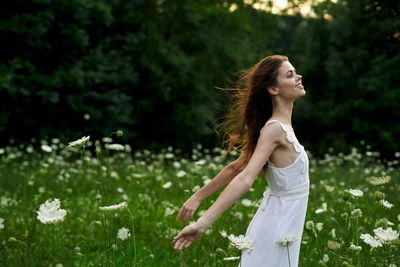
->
[295, 82, 304, 89]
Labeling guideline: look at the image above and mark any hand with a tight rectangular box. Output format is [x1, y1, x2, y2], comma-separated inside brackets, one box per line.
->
[176, 195, 201, 223]
[172, 222, 205, 250]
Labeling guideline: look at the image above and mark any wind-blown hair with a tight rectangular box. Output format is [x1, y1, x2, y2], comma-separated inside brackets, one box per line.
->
[217, 55, 288, 176]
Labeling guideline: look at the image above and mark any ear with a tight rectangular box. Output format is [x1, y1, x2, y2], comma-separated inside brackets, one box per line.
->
[268, 87, 279, 96]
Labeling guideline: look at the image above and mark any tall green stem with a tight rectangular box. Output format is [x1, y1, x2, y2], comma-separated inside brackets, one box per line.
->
[97, 200, 109, 249]
[126, 207, 137, 266]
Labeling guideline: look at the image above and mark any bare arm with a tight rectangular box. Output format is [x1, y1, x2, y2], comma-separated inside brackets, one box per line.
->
[176, 156, 242, 223]
[173, 123, 283, 249]
[193, 156, 242, 202]
[196, 125, 281, 229]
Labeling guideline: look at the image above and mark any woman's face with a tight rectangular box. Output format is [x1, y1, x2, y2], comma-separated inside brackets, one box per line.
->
[274, 61, 305, 99]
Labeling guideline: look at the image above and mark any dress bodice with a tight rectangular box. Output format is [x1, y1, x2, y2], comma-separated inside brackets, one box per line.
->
[260, 120, 309, 198]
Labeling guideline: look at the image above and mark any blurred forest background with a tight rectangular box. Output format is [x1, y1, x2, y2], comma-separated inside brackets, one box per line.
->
[0, 0, 399, 159]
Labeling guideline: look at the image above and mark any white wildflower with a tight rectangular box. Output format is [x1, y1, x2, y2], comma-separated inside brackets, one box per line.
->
[99, 202, 127, 211]
[327, 240, 341, 250]
[360, 233, 383, 248]
[323, 254, 329, 263]
[37, 199, 67, 224]
[124, 144, 131, 152]
[330, 228, 336, 239]
[102, 137, 112, 143]
[0, 218, 4, 229]
[369, 175, 391, 185]
[305, 220, 315, 230]
[351, 208, 363, 218]
[165, 153, 174, 159]
[68, 136, 90, 148]
[348, 189, 363, 197]
[227, 234, 254, 251]
[106, 144, 124, 151]
[277, 235, 297, 246]
[220, 230, 227, 237]
[192, 185, 200, 192]
[162, 181, 172, 189]
[165, 207, 176, 216]
[379, 199, 394, 209]
[223, 256, 240, 261]
[176, 170, 186, 177]
[316, 222, 323, 231]
[373, 227, 399, 243]
[195, 159, 206, 165]
[173, 161, 181, 168]
[324, 185, 334, 192]
[117, 227, 130, 240]
[110, 171, 119, 179]
[315, 202, 327, 214]
[241, 199, 253, 207]
[41, 145, 52, 153]
[349, 242, 362, 251]
[234, 212, 243, 220]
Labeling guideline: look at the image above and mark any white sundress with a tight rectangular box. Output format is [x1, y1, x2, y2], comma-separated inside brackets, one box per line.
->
[239, 119, 310, 267]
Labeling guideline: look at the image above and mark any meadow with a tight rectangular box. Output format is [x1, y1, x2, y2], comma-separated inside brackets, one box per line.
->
[0, 134, 399, 267]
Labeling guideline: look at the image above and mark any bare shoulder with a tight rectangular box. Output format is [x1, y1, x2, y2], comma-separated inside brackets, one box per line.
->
[259, 121, 284, 145]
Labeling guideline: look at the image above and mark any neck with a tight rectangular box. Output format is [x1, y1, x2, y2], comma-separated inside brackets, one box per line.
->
[270, 97, 294, 126]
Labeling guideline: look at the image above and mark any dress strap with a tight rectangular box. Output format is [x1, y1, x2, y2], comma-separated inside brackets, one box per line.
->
[260, 120, 302, 153]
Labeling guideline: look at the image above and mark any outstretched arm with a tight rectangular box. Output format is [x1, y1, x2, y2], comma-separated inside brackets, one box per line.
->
[172, 123, 283, 250]
[195, 156, 243, 202]
[176, 156, 243, 223]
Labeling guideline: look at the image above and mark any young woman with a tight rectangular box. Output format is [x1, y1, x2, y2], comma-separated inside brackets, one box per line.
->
[172, 55, 309, 267]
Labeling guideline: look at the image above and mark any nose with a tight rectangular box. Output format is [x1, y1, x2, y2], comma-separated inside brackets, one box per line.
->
[297, 74, 302, 80]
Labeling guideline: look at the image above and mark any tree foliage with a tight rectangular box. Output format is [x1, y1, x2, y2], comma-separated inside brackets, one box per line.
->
[0, 0, 399, 157]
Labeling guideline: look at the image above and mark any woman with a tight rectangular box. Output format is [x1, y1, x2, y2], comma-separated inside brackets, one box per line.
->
[172, 55, 309, 267]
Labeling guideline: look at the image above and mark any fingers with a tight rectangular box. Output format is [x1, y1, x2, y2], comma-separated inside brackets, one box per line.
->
[184, 240, 192, 248]
[177, 207, 193, 223]
[180, 239, 191, 250]
[172, 232, 183, 244]
[176, 206, 185, 221]
[181, 209, 189, 223]
[174, 238, 192, 250]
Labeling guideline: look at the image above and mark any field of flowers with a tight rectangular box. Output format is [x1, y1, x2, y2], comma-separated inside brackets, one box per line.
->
[0, 133, 399, 266]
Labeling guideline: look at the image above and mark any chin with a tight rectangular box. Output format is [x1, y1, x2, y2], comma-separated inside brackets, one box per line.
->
[294, 91, 306, 100]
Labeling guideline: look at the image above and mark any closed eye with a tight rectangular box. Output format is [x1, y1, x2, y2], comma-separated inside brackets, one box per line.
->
[286, 69, 296, 77]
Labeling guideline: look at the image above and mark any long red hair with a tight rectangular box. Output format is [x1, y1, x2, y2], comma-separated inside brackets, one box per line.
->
[217, 55, 288, 175]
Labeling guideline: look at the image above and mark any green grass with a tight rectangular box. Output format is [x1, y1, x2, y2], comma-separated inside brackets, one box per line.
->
[0, 140, 399, 266]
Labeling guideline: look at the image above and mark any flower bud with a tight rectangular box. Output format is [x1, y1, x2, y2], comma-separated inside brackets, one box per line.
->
[116, 130, 123, 137]
[374, 191, 385, 201]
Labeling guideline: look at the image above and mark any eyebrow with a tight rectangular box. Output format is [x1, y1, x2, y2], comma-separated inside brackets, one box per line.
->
[286, 69, 296, 75]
